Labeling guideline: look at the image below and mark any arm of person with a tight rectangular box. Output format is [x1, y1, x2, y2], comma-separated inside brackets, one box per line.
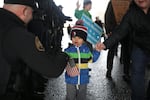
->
[74, 0, 82, 19]
[7, 28, 69, 78]
[103, 10, 132, 49]
[74, 9, 83, 19]
[92, 50, 100, 62]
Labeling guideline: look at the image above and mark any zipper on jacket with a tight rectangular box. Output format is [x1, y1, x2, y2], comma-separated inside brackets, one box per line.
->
[76, 46, 81, 90]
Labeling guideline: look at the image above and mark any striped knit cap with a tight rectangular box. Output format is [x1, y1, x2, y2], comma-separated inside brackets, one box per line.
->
[70, 25, 87, 41]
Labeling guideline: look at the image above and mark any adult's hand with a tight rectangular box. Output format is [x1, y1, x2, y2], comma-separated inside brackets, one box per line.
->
[95, 42, 106, 51]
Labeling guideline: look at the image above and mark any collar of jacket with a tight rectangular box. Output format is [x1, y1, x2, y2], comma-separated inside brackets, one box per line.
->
[0, 8, 26, 28]
[74, 43, 87, 48]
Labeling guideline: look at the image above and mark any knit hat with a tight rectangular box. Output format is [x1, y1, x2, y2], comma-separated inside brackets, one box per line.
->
[75, 19, 84, 26]
[83, 0, 92, 6]
[70, 25, 87, 41]
[4, 0, 37, 9]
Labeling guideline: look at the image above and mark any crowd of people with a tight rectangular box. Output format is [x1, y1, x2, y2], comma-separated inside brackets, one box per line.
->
[0, 0, 150, 100]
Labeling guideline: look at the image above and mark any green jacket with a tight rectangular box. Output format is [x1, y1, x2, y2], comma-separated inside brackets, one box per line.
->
[75, 9, 92, 19]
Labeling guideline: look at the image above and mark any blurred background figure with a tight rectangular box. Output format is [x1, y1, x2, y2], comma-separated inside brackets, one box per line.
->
[67, 24, 72, 35]
[95, 16, 103, 29]
[104, 1, 118, 79]
[75, 0, 92, 19]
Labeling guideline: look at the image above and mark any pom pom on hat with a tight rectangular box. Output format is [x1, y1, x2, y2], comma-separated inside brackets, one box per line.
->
[75, 19, 84, 26]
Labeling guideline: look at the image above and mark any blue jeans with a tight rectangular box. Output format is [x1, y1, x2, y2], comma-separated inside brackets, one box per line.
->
[131, 45, 150, 100]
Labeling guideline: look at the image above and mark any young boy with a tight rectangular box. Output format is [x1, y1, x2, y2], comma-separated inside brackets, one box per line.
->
[75, 0, 92, 19]
[64, 23, 100, 100]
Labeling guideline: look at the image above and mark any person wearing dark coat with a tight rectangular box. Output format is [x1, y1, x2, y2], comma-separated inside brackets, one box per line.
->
[104, 1, 118, 78]
[0, 0, 69, 99]
[105, 1, 131, 81]
[95, 16, 103, 29]
[97, 0, 150, 99]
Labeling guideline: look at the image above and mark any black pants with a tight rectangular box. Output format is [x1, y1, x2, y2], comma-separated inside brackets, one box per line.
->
[107, 43, 118, 72]
[4, 66, 46, 100]
[120, 38, 131, 76]
[147, 80, 150, 100]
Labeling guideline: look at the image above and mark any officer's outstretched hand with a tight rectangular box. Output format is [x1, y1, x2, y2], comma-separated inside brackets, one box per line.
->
[95, 42, 106, 51]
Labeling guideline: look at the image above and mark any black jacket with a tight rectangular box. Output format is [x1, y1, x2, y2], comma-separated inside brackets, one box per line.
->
[104, 1, 117, 34]
[104, 1, 150, 54]
[0, 8, 68, 94]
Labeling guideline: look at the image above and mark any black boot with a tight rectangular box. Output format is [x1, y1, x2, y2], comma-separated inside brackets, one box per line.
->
[106, 70, 112, 79]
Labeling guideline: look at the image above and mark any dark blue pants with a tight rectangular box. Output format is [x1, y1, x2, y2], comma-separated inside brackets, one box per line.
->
[131, 46, 150, 100]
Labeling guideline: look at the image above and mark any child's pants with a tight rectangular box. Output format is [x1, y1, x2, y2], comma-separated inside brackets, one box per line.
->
[66, 84, 87, 100]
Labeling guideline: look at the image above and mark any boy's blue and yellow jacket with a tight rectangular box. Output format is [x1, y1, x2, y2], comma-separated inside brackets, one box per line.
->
[64, 43, 100, 85]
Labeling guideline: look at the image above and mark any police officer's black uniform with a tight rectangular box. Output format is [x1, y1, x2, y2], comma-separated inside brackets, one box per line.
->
[0, 0, 69, 99]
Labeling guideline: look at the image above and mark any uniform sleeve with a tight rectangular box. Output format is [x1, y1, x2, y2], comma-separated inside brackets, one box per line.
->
[103, 10, 132, 49]
[9, 28, 69, 78]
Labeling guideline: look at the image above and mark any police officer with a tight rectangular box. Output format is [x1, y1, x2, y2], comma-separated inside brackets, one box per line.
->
[0, 0, 69, 99]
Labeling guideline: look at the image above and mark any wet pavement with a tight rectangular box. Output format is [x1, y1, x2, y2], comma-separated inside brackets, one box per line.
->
[44, 33, 150, 100]
[44, 47, 134, 100]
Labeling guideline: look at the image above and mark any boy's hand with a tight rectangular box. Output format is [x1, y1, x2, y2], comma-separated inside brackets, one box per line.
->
[66, 65, 80, 77]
